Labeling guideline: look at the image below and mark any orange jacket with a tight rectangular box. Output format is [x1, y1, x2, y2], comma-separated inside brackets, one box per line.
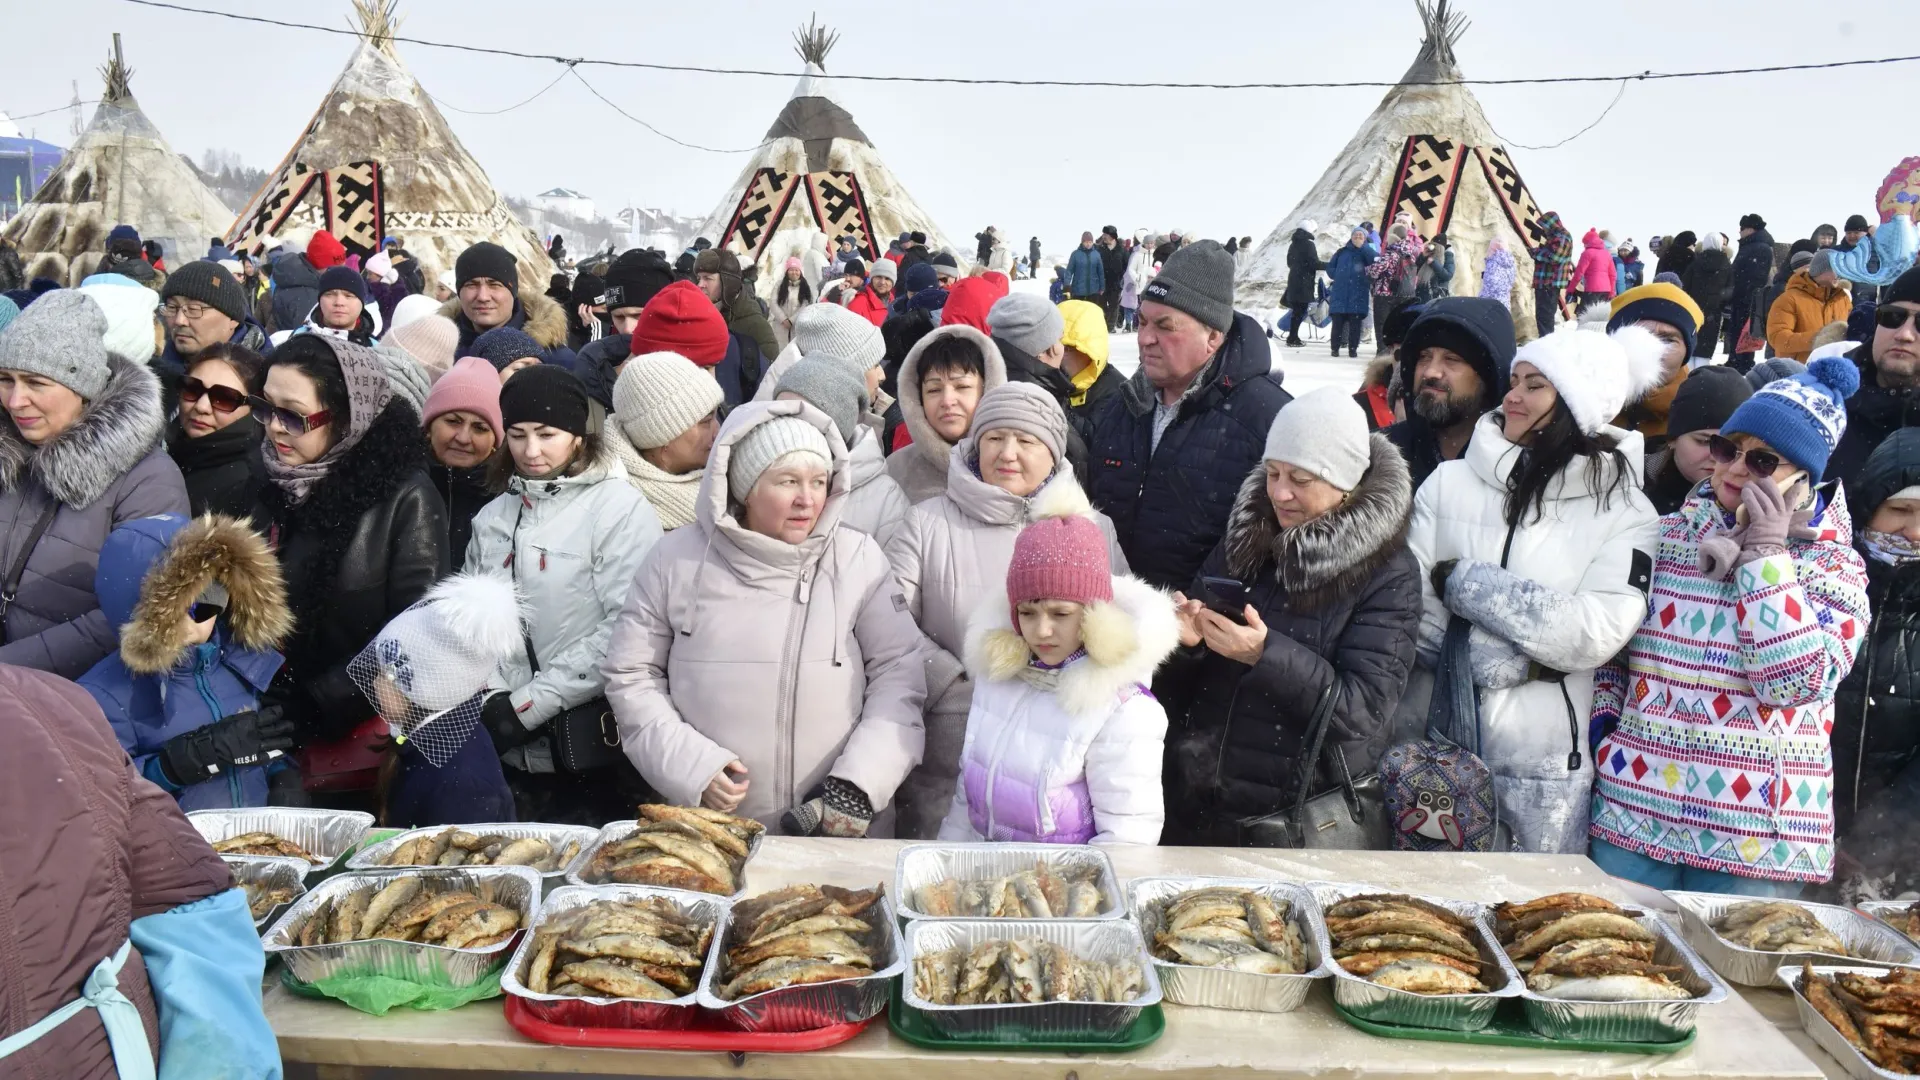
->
[1765, 270, 1852, 361]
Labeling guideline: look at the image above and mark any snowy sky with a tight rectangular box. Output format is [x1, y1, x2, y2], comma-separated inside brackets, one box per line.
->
[4, 0, 1910, 255]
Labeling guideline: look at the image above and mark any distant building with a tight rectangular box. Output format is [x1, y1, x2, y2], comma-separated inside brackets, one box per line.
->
[0, 117, 64, 221]
[531, 187, 595, 222]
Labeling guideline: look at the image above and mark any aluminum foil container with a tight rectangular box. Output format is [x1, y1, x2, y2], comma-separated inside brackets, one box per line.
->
[224, 855, 308, 932]
[1310, 882, 1519, 1032]
[188, 807, 374, 873]
[499, 884, 728, 1030]
[261, 866, 540, 987]
[696, 893, 903, 1033]
[899, 918, 1163, 1038]
[1859, 901, 1920, 947]
[1127, 876, 1329, 1013]
[1515, 911, 1730, 1043]
[347, 822, 599, 879]
[564, 819, 761, 897]
[1669, 891, 1920, 988]
[893, 843, 1124, 921]
[1779, 965, 1916, 1080]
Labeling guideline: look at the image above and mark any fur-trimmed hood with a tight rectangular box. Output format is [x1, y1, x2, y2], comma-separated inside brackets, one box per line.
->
[0, 353, 166, 509]
[437, 287, 570, 351]
[1223, 433, 1412, 613]
[115, 515, 292, 674]
[964, 573, 1180, 719]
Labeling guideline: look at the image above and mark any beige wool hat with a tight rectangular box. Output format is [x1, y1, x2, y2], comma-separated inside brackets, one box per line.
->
[614, 351, 726, 450]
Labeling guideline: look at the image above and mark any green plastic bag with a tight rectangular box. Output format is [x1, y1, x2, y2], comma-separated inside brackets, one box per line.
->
[280, 963, 504, 1016]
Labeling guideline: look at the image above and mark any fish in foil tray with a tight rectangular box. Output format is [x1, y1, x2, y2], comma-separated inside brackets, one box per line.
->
[214, 832, 317, 861]
[524, 897, 714, 1000]
[1149, 887, 1308, 974]
[1711, 901, 1849, 955]
[292, 876, 520, 950]
[1325, 893, 1489, 995]
[713, 883, 886, 999]
[1493, 892, 1692, 1001]
[914, 937, 1149, 1005]
[915, 862, 1103, 918]
[382, 828, 579, 872]
[579, 805, 763, 895]
[1800, 962, 1920, 1074]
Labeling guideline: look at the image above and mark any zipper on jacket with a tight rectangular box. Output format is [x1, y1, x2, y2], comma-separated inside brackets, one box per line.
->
[774, 566, 813, 809]
[981, 688, 1024, 838]
[190, 657, 242, 805]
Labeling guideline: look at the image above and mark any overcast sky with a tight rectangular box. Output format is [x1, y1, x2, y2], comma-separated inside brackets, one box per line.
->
[5, 0, 1911, 255]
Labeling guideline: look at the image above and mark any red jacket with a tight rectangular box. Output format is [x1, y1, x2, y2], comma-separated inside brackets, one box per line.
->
[1571, 229, 1618, 294]
[847, 286, 892, 327]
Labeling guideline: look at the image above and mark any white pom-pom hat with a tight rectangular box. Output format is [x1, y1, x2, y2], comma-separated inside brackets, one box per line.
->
[1512, 324, 1668, 436]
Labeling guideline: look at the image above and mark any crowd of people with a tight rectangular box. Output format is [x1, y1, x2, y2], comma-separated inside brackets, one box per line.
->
[2, 202, 1918, 1072]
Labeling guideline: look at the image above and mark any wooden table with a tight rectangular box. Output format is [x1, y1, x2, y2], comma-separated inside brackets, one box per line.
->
[269, 838, 1844, 1079]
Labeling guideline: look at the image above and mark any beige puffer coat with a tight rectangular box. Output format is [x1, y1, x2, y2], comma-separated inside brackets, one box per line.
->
[885, 325, 1008, 504]
[884, 443, 1127, 838]
[603, 399, 926, 828]
[839, 426, 912, 547]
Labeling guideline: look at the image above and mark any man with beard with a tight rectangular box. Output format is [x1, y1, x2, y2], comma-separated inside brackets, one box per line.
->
[1827, 267, 1920, 493]
[1383, 296, 1515, 489]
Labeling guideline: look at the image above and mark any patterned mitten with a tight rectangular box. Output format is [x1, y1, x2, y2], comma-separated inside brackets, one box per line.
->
[779, 777, 874, 838]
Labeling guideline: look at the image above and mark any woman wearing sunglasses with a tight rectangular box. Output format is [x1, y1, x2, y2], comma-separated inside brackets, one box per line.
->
[1591, 357, 1871, 897]
[1409, 325, 1664, 854]
[253, 334, 448, 802]
[167, 342, 268, 521]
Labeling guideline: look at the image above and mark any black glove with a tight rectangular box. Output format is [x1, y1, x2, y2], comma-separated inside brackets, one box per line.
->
[157, 707, 296, 788]
[481, 693, 541, 753]
[1430, 559, 1459, 604]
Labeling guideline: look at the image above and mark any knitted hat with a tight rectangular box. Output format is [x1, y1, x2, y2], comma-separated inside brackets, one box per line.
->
[630, 280, 728, 366]
[842, 258, 866, 279]
[160, 259, 249, 324]
[0, 296, 16, 335]
[601, 249, 674, 311]
[1809, 249, 1837, 280]
[499, 363, 591, 437]
[1262, 386, 1371, 491]
[1666, 365, 1753, 438]
[1846, 214, 1872, 234]
[316, 265, 370, 305]
[1140, 239, 1235, 331]
[987, 292, 1065, 359]
[1740, 214, 1767, 231]
[388, 293, 442, 334]
[614, 351, 725, 449]
[379, 346, 430, 418]
[107, 224, 141, 247]
[455, 241, 519, 293]
[904, 262, 939, 293]
[390, 313, 460, 381]
[1512, 325, 1667, 436]
[777, 354, 868, 447]
[1789, 250, 1816, 273]
[79, 273, 162, 361]
[1056, 299, 1109, 368]
[463, 326, 543, 371]
[910, 231, 927, 245]
[568, 271, 605, 308]
[869, 258, 898, 283]
[0, 290, 113, 399]
[306, 230, 347, 270]
[784, 257, 803, 273]
[1006, 490, 1113, 616]
[1720, 355, 1860, 485]
[931, 252, 960, 277]
[727, 415, 833, 501]
[364, 250, 397, 285]
[421, 356, 504, 441]
[793, 302, 883, 370]
[1890, 266, 1920, 308]
[1607, 282, 1705, 358]
[968, 382, 1069, 470]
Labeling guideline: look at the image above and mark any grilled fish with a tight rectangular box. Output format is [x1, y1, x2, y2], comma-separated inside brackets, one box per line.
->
[1334, 933, 1481, 966]
[329, 889, 374, 945]
[914, 949, 962, 1005]
[562, 960, 678, 1000]
[569, 933, 703, 968]
[213, 831, 319, 861]
[1368, 959, 1489, 995]
[1339, 950, 1483, 977]
[1527, 973, 1692, 1000]
[243, 881, 300, 921]
[1504, 912, 1655, 960]
[1325, 894, 1472, 929]
[440, 904, 518, 950]
[1327, 911, 1479, 957]
[359, 876, 423, 939]
[721, 957, 872, 999]
[1713, 901, 1848, 954]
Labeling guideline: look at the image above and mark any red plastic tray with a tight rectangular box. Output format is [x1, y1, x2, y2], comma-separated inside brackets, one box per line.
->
[503, 994, 875, 1053]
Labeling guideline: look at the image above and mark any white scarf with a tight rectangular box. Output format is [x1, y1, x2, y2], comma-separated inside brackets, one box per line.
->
[612, 432, 702, 530]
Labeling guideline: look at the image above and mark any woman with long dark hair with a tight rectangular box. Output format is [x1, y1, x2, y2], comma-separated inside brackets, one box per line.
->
[1408, 326, 1663, 853]
[771, 257, 815, 352]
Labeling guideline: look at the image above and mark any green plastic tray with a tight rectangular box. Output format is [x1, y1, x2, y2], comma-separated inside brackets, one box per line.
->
[887, 981, 1164, 1053]
[1335, 1000, 1694, 1055]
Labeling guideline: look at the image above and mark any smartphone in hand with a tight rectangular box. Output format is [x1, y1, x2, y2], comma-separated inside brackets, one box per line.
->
[1200, 576, 1250, 623]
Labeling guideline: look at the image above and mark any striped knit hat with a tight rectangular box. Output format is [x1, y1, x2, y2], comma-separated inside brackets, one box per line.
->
[1720, 354, 1860, 485]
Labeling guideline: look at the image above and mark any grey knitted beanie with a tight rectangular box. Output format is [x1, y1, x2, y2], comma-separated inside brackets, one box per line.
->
[777, 353, 868, 448]
[0, 289, 113, 399]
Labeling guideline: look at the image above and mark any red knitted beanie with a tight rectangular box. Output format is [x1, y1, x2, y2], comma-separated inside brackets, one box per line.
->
[1006, 512, 1112, 621]
[630, 279, 729, 366]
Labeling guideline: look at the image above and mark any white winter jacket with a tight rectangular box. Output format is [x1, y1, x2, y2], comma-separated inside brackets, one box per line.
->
[1407, 414, 1658, 854]
[838, 426, 911, 547]
[938, 574, 1178, 846]
[466, 450, 663, 768]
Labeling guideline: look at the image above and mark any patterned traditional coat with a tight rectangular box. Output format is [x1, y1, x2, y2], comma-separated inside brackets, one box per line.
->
[1590, 486, 1871, 883]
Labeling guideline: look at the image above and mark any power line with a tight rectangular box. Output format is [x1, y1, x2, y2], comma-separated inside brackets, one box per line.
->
[429, 66, 571, 116]
[0, 100, 100, 123]
[566, 69, 770, 154]
[113, 0, 1920, 91]
[1490, 79, 1631, 151]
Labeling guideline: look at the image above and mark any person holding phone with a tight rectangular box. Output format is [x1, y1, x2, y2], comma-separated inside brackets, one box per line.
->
[1158, 388, 1421, 845]
[1591, 358, 1870, 897]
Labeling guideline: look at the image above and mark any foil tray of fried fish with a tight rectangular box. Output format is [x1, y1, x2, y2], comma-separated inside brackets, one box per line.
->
[1786, 963, 1920, 1079]
[501, 885, 727, 1029]
[1311, 883, 1516, 1032]
[695, 882, 901, 1033]
[349, 822, 596, 877]
[1127, 877, 1327, 1013]
[567, 805, 764, 896]
[1861, 902, 1920, 952]
[224, 855, 307, 930]
[901, 917, 1161, 1038]
[262, 866, 539, 987]
[1672, 892, 1920, 988]
[191, 807, 373, 871]
[895, 843, 1123, 920]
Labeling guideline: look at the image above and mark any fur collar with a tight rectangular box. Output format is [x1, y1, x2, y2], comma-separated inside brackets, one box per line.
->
[1223, 434, 1412, 613]
[963, 574, 1180, 719]
[436, 287, 570, 350]
[0, 355, 165, 509]
[120, 515, 293, 674]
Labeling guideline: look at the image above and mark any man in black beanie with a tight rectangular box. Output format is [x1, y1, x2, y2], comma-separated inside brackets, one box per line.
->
[311, 264, 375, 343]
[566, 271, 605, 352]
[442, 240, 576, 370]
[1087, 238, 1291, 592]
[573, 249, 677, 409]
[1383, 296, 1515, 489]
[157, 260, 268, 396]
[1829, 266, 1920, 492]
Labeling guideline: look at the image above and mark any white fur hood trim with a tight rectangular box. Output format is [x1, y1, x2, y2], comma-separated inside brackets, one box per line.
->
[963, 573, 1180, 719]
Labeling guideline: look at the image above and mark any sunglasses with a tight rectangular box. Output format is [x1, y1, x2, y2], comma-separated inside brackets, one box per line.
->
[1876, 306, 1920, 332]
[179, 377, 249, 414]
[1707, 434, 1783, 478]
[247, 396, 332, 436]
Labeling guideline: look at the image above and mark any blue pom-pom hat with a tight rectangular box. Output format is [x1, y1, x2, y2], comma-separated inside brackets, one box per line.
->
[1720, 354, 1860, 485]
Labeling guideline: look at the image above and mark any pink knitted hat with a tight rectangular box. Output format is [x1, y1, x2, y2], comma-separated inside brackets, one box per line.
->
[420, 356, 504, 441]
[1006, 512, 1112, 621]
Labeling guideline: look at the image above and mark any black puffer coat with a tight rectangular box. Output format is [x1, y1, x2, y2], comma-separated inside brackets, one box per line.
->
[1283, 229, 1322, 309]
[257, 399, 449, 742]
[1727, 228, 1775, 327]
[168, 416, 268, 521]
[430, 461, 493, 571]
[1830, 341, 1920, 498]
[1682, 247, 1734, 318]
[573, 333, 629, 412]
[1088, 312, 1291, 591]
[1159, 438, 1421, 838]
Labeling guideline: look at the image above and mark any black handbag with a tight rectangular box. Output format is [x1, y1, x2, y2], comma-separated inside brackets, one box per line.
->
[521, 637, 625, 774]
[1237, 683, 1391, 850]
